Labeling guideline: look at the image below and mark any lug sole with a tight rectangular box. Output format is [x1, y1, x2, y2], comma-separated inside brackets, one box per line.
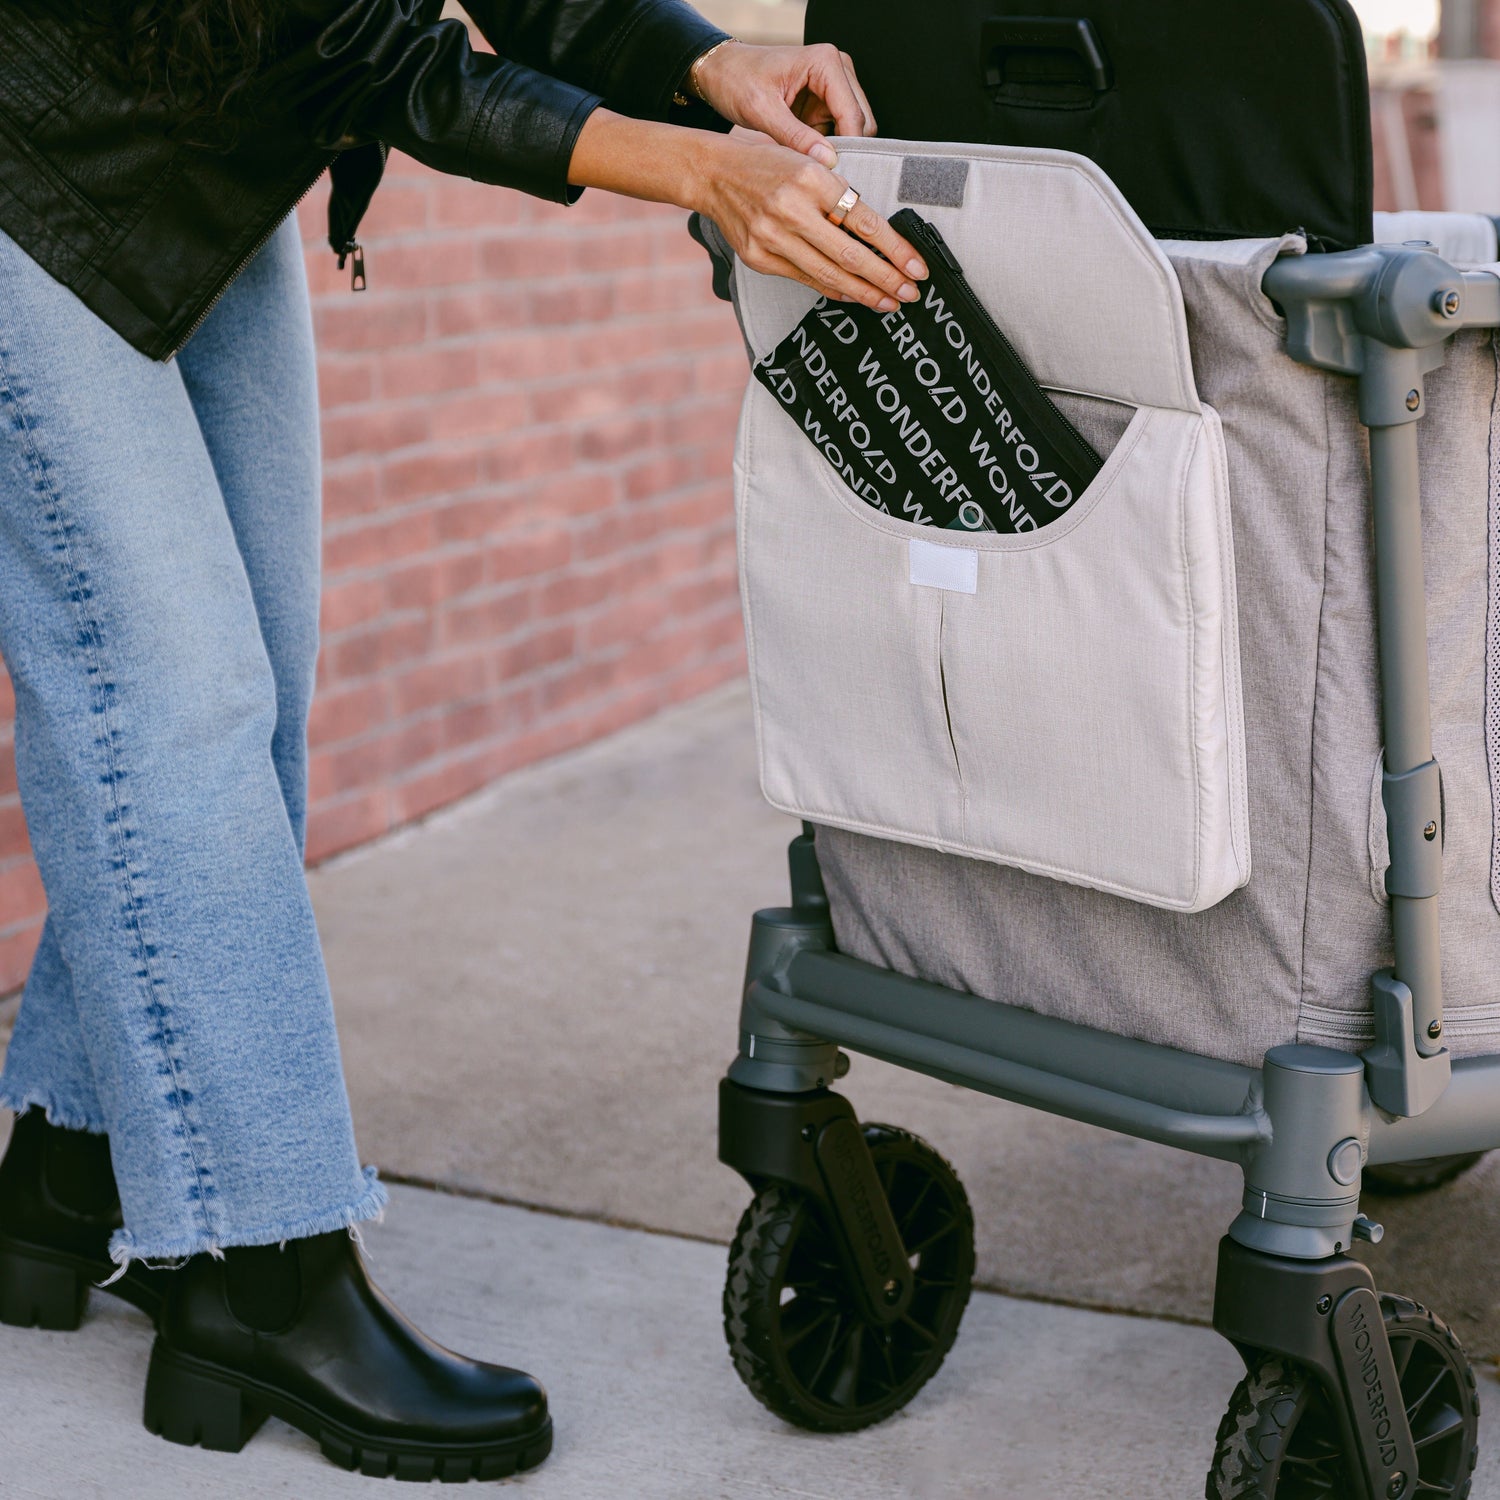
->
[0, 1233, 166, 1327]
[143, 1341, 554, 1482]
[0, 1240, 90, 1330]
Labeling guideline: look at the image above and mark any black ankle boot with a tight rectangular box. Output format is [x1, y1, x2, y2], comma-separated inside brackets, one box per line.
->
[0, 1109, 168, 1328]
[143, 1229, 552, 1481]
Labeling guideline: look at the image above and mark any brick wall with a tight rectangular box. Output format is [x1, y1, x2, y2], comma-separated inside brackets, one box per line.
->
[0, 156, 749, 995]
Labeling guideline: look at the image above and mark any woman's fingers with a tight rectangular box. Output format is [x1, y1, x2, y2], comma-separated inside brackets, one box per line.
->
[800, 213, 919, 310]
[802, 43, 868, 138]
[824, 185, 928, 281]
[838, 52, 877, 136]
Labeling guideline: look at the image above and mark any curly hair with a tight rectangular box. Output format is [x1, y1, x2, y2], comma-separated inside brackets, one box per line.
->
[58, 0, 280, 131]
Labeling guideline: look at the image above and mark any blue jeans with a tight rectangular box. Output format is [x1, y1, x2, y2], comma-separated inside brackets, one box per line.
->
[0, 218, 384, 1264]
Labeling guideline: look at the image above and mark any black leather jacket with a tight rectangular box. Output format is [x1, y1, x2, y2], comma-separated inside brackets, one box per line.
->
[0, 0, 729, 360]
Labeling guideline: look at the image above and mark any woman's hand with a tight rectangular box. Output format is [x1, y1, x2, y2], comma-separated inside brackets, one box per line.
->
[691, 135, 926, 313]
[567, 112, 928, 314]
[688, 41, 876, 169]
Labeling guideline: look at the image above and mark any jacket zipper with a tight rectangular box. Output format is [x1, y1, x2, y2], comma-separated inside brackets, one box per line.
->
[896, 211, 1102, 480]
[164, 161, 332, 359]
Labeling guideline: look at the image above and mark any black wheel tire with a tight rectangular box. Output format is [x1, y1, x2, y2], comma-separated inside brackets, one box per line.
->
[1363, 1153, 1487, 1196]
[1205, 1294, 1480, 1499]
[723, 1123, 975, 1433]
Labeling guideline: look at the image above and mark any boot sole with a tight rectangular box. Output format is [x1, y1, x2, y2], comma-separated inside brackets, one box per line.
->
[0, 1235, 165, 1328]
[0, 1239, 90, 1330]
[143, 1341, 554, 1482]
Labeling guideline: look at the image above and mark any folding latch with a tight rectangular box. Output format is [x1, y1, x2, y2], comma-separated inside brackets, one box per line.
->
[1383, 758, 1442, 899]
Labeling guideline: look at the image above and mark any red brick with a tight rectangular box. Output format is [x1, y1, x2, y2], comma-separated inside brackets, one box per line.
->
[321, 576, 387, 635]
[428, 390, 531, 442]
[390, 751, 496, 825]
[377, 345, 480, 400]
[0, 799, 28, 862]
[493, 624, 575, 682]
[580, 593, 673, 652]
[317, 359, 376, 410]
[392, 654, 490, 717]
[323, 511, 439, 576]
[321, 406, 430, 463]
[0, 858, 45, 926]
[430, 287, 527, 338]
[431, 177, 529, 231]
[0, 918, 43, 995]
[483, 529, 571, 584]
[379, 447, 482, 507]
[310, 735, 396, 803]
[306, 789, 392, 865]
[308, 680, 391, 749]
[323, 617, 437, 681]
[477, 233, 578, 280]
[322, 464, 384, 523]
[439, 589, 535, 646]
[385, 552, 485, 611]
[475, 331, 575, 385]
[482, 430, 574, 486]
[376, 238, 479, 290]
[314, 298, 428, 353]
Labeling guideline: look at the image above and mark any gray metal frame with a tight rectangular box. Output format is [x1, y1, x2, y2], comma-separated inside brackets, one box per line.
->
[728, 243, 1500, 1266]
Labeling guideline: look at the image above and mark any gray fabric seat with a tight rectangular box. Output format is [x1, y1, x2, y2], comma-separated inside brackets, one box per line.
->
[816, 227, 1500, 1068]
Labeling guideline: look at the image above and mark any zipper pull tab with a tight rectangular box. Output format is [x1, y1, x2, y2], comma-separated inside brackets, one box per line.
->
[919, 221, 963, 277]
[336, 240, 367, 291]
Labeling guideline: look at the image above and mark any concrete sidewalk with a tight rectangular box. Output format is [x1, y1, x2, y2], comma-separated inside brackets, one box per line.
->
[5, 1181, 1496, 1499]
[3, 681, 1500, 1495]
[316, 682, 1500, 1360]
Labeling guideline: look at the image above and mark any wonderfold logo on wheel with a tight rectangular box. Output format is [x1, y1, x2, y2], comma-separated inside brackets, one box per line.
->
[753, 210, 1102, 533]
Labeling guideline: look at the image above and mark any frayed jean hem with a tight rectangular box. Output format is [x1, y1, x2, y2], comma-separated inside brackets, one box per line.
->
[106, 1164, 388, 1270]
[0, 1090, 108, 1135]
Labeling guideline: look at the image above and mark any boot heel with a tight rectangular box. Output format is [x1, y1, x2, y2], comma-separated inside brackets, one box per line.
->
[0, 1244, 89, 1330]
[144, 1343, 267, 1452]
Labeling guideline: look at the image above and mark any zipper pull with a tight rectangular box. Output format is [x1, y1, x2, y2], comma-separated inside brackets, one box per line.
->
[917, 219, 963, 277]
[336, 240, 367, 292]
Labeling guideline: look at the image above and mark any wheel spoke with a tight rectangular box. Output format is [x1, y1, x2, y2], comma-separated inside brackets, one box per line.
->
[1413, 1406, 1466, 1451]
[904, 1215, 960, 1257]
[802, 1313, 846, 1393]
[1391, 1333, 1418, 1384]
[898, 1313, 939, 1348]
[1406, 1368, 1448, 1423]
[781, 1306, 836, 1354]
[895, 1176, 937, 1240]
[1414, 1480, 1456, 1495]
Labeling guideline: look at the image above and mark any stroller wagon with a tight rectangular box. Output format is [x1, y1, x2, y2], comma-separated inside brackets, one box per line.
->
[696, 3, 1500, 1495]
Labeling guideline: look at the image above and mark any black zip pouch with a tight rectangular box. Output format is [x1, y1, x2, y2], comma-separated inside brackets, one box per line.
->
[752, 209, 1102, 533]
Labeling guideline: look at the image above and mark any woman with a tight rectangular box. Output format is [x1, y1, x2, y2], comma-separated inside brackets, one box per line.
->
[0, 0, 927, 1483]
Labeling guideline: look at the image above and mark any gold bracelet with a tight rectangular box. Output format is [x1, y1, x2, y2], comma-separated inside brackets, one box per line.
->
[672, 37, 736, 107]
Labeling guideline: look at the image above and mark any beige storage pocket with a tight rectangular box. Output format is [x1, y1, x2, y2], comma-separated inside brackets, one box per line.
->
[732, 141, 1250, 912]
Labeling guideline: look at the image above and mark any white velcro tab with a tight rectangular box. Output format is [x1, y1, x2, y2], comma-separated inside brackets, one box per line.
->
[909, 537, 978, 594]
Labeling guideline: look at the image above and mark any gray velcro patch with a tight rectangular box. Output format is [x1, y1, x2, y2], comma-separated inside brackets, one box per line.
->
[897, 157, 969, 209]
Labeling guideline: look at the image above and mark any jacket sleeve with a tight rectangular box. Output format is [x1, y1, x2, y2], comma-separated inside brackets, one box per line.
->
[457, 0, 732, 127]
[266, 0, 609, 204]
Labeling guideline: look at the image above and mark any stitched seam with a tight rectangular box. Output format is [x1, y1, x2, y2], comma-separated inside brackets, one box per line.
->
[1204, 405, 1252, 878]
[1179, 417, 1202, 904]
[0, 343, 215, 1234]
[1487, 332, 1500, 915]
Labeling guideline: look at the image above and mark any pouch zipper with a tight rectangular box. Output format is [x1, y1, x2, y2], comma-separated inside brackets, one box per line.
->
[895, 210, 1102, 481]
[164, 161, 330, 360]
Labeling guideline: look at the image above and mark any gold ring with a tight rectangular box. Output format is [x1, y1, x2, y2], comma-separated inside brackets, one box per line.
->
[827, 185, 860, 227]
